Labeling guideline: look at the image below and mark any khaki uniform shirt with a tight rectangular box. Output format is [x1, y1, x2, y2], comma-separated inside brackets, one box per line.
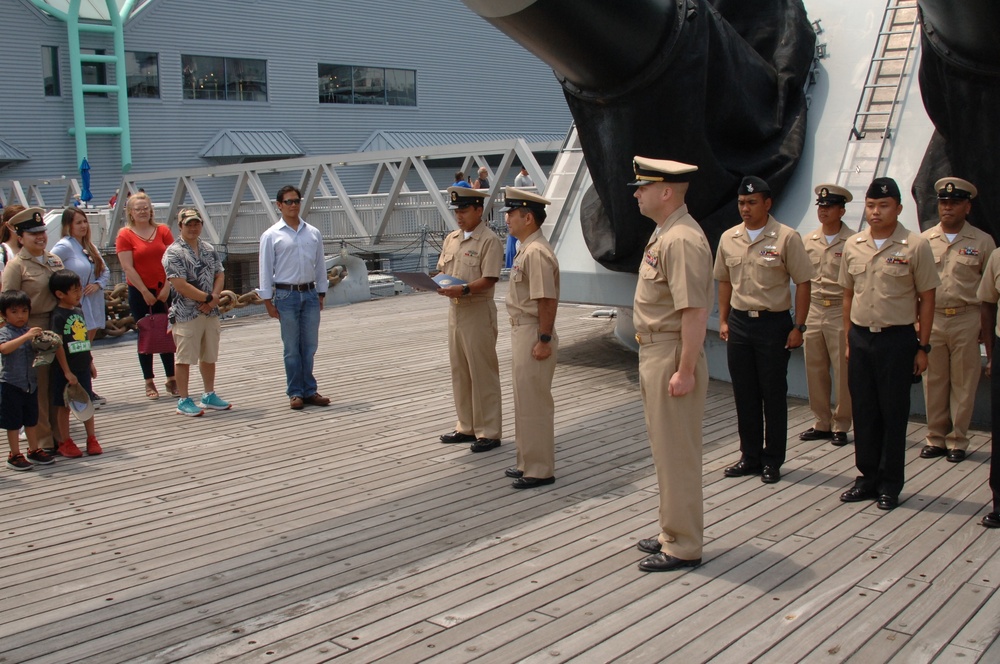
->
[921, 221, 996, 309]
[838, 223, 940, 327]
[804, 222, 855, 303]
[1, 249, 65, 327]
[713, 215, 814, 311]
[506, 229, 559, 319]
[976, 248, 1000, 336]
[437, 222, 503, 301]
[633, 205, 713, 333]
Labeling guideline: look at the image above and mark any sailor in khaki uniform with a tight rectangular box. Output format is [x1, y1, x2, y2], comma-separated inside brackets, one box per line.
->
[838, 177, 939, 510]
[502, 187, 559, 489]
[436, 187, 504, 453]
[800, 185, 855, 445]
[1, 207, 65, 451]
[715, 176, 813, 484]
[975, 246, 1000, 528]
[628, 157, 712, 573]
[918, 177, 995, 463]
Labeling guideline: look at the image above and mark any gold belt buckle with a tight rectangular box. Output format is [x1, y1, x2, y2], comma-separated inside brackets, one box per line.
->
[944, 307, 957, 316]
[822, 299, 832, 307]
[635, 333, 642, 345]
[748, 310, 760, 318]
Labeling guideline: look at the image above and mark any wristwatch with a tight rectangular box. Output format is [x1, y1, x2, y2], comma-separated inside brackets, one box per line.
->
[918, 343, 932, 354]
[204, 292, 213, 304]
[539, 334, 552, 343]
[461, 284, 471, 296]
[793, 323, 807, 333]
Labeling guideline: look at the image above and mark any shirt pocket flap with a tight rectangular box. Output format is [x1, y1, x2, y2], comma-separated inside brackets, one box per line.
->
[848, 263, 867, 276]
[725, 256, 742, 267]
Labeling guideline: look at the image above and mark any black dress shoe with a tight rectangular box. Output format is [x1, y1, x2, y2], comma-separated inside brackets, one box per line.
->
[982, 512, 1000, 528]
[799, 427, 833, 441]
[470, 438, 501, 453]
[761, 466, 781, 484]
[920, 445, 947, 459]
[638, 552, 701, 572]
[637, 537, 661, 554]
[946, 449, 966, 463]
[724, 460, 762, 477]
[840, 486, 877, 503]
[504, 467, 523, 478]
[440, 431, 476, 444]
[512, 476, 555, 489]
[877, 494, 899, 510]
[831, 432, 849, 446]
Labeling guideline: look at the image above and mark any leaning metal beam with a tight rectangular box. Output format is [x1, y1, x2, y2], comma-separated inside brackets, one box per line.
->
[373, 157, 413, 242]
[409, 158, 457, 231]
[223, 171, 251, 244]
[245, 172, 279, 227]
[320, 164, 370, 239]
[173, 177, 218, 244]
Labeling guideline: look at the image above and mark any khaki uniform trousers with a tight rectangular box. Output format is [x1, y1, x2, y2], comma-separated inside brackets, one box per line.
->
[29, 312, 60, 449]
[639, 336, 707, 560]
[510, 322, 557, 478]
[803, 301, 852, 432]
[924, 309, 981, 451]
[448, 298, 502, 439]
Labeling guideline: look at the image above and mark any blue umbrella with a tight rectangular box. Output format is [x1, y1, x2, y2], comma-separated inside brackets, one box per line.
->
[80, 158, 93, 203]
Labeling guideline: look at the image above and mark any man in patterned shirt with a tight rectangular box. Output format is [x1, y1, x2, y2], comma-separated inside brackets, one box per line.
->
[162, 209, 232, 417]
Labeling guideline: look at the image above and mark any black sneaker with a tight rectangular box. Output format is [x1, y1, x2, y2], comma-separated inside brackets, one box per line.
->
[26, 449, 55, 465]
[7, 453, 32, 471]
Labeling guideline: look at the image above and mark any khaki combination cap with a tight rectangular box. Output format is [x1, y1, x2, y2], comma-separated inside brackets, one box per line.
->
[499, 187, 551, 213]
[8, 207, 46, 233]
[447, 187, 488, 210]
[814, 183, 852, 206]
[628, 156, 698, 186]
[934, 177, 977, 200]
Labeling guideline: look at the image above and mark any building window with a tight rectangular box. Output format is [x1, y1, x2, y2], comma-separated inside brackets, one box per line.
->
[42, 46, 60, 96]
[318, 64, 416, 106]
[81, 48, 108, 97]
[126, 51, 159, 98]
[182, 55, 267, 101]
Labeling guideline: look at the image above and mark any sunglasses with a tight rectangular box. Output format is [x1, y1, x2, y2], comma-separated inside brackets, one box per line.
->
[280, 198, 302, 205]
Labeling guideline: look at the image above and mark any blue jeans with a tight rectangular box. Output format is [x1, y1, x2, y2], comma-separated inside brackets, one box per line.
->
[273, 288, 321, 398]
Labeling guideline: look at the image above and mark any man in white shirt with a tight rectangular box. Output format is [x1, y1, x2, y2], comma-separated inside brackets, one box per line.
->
[514, 167, 534, 189]
[258, 185, 331, 410]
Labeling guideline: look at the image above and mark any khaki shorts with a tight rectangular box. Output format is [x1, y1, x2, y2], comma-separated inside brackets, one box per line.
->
[172, 314, 221, 365]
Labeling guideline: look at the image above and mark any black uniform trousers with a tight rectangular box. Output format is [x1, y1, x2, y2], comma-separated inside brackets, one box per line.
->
[727, 309, 793, 468]
[990, 337, 1000, 512]
[848, 324, 917, 498]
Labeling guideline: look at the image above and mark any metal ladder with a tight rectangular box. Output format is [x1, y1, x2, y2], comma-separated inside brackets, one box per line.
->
[835, 0, 921, 211]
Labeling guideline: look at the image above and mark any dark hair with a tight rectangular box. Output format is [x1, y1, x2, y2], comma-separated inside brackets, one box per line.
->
[527, 208, 547, 225]
[48, 269, 82, 297]
[275, 185, 302, 203]
[0, 289, 31, 317]
[454, 171, 467, 182]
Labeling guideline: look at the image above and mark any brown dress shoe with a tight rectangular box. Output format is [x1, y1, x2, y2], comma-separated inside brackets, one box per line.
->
[303, 393, 331, 407]
[290, 396, 304, 410]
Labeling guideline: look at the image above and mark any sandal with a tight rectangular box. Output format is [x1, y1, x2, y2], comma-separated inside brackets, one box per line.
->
[165, 378, 179, 396]
[145, 381, 159, 400]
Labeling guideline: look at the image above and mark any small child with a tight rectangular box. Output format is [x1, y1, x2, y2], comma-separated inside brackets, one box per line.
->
[48, 270, 102, 457]
[0, 290, 55, 470]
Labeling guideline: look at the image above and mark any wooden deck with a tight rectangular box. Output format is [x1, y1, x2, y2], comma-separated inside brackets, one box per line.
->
[1, 284, 998, 664]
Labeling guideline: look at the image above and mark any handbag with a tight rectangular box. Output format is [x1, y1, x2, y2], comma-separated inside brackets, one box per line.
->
[136, 313, 176, 355]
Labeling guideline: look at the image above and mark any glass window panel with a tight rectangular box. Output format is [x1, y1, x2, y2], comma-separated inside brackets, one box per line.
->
[182, 54, 225, 100]
[226, 57, 267, 102]
[42, 46, 60, 96]
[386, 68, 416, 106]
[318, 63, 353, 104]
[353, 66, 385, 105]
[81, 48, 107, 97]
[125, 51, 159, 98]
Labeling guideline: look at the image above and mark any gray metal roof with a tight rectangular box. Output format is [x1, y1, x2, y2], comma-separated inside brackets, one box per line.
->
[358, 130, 565, 152]
[199, 130, 305, 163]
[28, 0, 152, 22]
[0, 138, 29, 163]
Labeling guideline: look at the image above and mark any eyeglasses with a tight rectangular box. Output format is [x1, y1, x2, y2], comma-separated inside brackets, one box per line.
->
[280, 198, 302, 205]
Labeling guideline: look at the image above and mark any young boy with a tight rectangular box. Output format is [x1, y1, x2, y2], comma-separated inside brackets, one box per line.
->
[0, 290, 55, 470]
[48, 270, 102, 457]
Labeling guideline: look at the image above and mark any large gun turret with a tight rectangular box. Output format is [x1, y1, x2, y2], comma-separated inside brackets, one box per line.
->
[462, 0, 817, 271]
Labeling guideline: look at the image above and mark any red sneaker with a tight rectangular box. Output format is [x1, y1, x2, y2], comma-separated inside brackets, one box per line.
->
[56, 439, 83, 458]
[86, 436, 103, 456]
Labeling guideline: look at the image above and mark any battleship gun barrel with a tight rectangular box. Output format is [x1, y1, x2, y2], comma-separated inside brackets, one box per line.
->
[463, 0, 816, 271]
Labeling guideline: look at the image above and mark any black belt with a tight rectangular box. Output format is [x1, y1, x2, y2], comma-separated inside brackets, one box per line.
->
[274, 282, 315, 292]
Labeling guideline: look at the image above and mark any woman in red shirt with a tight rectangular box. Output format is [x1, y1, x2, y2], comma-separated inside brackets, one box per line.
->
[115, 192, 176, 399]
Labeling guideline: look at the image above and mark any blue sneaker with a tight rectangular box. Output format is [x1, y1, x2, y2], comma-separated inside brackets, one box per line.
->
[176, 397, 204, 417]
[199, 392, 232, 411]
